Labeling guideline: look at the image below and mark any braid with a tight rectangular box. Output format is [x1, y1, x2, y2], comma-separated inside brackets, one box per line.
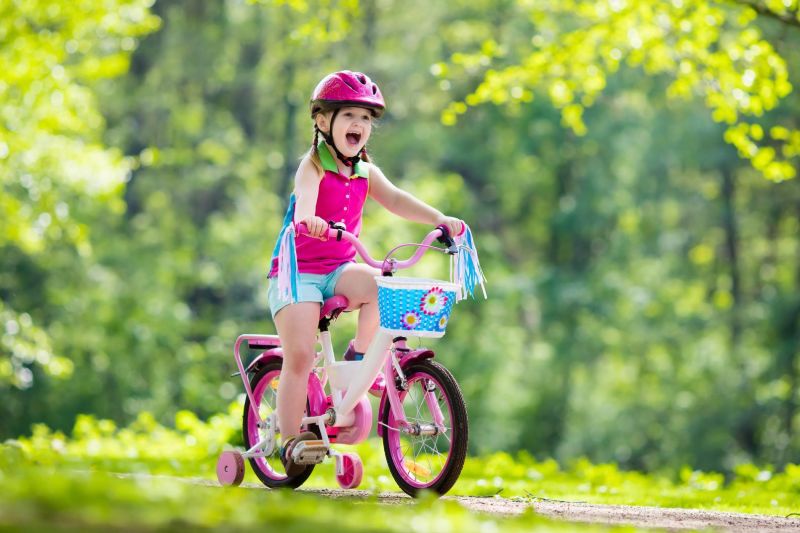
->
[313, 126, 320, 154]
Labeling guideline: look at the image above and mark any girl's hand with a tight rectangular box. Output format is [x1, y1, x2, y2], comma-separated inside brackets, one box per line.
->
[436, 215, 464, 237]
[300, 216, 328, 239]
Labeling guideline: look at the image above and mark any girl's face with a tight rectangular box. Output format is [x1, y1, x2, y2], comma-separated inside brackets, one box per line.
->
[317, 106, 373, 158]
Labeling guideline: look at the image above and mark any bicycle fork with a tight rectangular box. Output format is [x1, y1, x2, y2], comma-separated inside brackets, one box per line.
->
[380, 338, 448, 437]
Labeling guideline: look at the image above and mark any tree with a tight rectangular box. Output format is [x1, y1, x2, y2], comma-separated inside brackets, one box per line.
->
[0, 0, 159, 389]
[442, 0, 800, 181]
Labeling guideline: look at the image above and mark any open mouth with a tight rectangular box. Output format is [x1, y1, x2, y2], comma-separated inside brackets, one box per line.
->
[345, 131, 362, 146]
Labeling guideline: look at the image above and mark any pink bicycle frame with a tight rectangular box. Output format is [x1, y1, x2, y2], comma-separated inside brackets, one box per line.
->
[234, 224, 458, 440]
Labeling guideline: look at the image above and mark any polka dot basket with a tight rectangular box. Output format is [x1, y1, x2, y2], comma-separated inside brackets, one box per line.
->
[375, 276, 460, 338]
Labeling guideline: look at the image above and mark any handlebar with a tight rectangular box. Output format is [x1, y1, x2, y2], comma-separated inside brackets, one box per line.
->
[296, 222, 464, 273]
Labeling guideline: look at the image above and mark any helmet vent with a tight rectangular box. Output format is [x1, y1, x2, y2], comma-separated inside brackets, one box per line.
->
[357, 74, 367, 84]
[372, 85, 377, 94]
[342, 78, 357, 91]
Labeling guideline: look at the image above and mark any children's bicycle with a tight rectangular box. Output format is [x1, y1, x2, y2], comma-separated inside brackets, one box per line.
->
[216, 223, 485, 496]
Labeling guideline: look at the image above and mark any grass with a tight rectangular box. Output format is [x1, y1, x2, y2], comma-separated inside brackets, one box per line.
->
[1, 409, 798, 531]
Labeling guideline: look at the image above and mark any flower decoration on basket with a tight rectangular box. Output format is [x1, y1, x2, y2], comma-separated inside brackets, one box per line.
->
[437, 315, 448, 330]
[420, 287, 448, 315]
[402, 311, 421, 330]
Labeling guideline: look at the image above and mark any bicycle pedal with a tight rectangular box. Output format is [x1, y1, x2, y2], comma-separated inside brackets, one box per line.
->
[291, 440, 328, 465]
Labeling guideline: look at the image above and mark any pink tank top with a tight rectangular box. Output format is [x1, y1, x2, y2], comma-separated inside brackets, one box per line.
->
[269, 142, 369, 276]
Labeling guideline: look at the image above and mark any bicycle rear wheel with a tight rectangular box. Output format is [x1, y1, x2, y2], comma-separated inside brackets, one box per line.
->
[381, 360, 468, 496]
[242, 361, 314, 488]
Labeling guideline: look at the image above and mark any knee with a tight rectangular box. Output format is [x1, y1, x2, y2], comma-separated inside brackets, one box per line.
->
[343, 281, 378, 310]
[282, 346, 316, 375]
[362, 275, 378, 302]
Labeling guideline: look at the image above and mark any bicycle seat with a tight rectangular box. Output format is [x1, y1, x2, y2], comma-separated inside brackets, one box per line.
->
[320, 295, 349, 320]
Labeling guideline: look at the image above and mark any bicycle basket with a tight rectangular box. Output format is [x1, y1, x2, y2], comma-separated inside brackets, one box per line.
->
[375, 276, 459, 338]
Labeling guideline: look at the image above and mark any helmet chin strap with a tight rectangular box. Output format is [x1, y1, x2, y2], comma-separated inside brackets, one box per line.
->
[317, 108, 361, 167]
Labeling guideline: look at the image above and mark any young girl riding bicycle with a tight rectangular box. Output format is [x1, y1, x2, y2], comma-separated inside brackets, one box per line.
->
[267, 70, 463, 477]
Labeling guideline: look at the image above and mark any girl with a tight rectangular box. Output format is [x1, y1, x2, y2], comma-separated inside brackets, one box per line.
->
[267, 70, 462, 476]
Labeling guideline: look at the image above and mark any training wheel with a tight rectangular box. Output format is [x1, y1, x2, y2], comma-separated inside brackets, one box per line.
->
[336, 452, 363, 489]
[216, 450, 245, 486]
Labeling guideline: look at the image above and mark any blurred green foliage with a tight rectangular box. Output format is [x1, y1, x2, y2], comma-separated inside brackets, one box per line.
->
[0, 0, 158, 390]
[2, 412, 798, 529]
[2, 0, 800, 485]
[443, 0, 800, 181]
[1, 448, 586, 532]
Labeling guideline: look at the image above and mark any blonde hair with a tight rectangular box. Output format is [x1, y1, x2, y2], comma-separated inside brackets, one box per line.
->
[304, 145, 324, 176]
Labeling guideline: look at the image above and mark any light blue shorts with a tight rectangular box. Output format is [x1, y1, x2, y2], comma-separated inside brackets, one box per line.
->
[267, 262, 350, 319]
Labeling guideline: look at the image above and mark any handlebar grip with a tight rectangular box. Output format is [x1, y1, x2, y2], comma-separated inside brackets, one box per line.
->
[435, 224, 457, 254]
[295, 221, 346, 241]
[295, 222, 325, 238]
[436, 222, 466, 239]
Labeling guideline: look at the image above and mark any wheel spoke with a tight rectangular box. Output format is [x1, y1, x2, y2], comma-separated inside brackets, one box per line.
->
[245, 368, 289, 482]
[257, 375, 283, 473]
[395, 371, 454, 484]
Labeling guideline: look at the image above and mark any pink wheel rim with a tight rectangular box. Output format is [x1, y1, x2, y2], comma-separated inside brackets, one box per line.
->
[336, 452, 363, 489]
[386, 371, 454, 489]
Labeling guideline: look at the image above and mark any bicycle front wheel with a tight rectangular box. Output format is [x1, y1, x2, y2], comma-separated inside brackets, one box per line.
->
[381, 360, 468, 496]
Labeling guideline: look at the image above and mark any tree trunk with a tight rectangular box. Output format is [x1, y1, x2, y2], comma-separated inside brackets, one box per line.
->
[783, 200, 800, 461]
[721, 166, 742, 347]
[721, 167, 761, 456]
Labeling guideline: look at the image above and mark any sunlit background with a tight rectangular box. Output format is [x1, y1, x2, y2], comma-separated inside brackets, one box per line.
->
[3, 0, 800, 487]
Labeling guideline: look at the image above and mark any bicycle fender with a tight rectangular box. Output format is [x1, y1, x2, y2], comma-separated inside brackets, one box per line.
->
[244, 349, 283, 374]
[398, 349, 434, 369]
[377, 349, 434, 437]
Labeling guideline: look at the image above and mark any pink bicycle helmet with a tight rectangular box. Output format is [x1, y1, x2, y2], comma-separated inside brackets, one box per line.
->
[310, 70, 385, 117]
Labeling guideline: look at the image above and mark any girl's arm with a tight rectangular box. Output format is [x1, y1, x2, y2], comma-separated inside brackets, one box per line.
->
[368, 164, 462, 236]
[293, 156, 328, 238]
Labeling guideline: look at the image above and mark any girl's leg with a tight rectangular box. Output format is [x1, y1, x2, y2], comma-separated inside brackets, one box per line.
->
[334, 264, 380, 352]
[273, 302, 321, 439]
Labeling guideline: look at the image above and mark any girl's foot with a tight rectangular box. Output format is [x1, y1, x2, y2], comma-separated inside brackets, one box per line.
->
[343, 340, 363, 361]
[344, 340, 386, 396]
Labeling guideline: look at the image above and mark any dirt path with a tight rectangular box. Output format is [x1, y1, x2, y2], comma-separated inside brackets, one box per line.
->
[455, 496, 800, 532]
[302, 487, 800, 532]
[113, 474, 800, 531]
